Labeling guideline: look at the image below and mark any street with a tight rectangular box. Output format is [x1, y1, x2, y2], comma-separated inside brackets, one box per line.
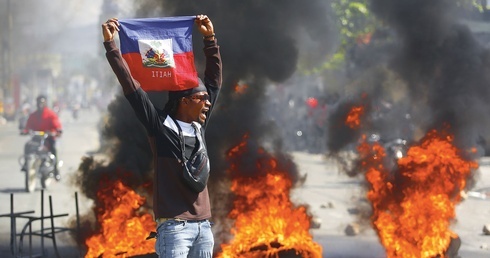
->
[0, 108, 101, 257]
[291, 152, 490, 258]
[0, 107, 489, 258]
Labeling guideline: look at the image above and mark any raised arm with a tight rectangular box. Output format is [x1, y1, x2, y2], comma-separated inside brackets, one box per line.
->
[101, 18, 141, 95]
[101, 18, 161, 136]
[195, 15, 222, 89]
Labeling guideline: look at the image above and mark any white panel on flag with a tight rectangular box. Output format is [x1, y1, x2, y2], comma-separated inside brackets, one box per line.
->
[138, 39, 175, 68]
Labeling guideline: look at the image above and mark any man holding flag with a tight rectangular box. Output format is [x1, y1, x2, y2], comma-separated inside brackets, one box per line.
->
[102, 14, 222, 257]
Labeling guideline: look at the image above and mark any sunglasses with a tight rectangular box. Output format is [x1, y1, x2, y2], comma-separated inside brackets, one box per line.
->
[187, 94, 210, 102]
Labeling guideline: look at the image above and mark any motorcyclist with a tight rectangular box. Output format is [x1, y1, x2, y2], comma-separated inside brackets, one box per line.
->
[21, 95, 63, 181]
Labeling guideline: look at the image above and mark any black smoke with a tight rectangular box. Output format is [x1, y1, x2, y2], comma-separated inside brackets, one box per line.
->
[323, 1, 488, 246]
[371, 0, 490, 150]
[328, 0, 490, 158]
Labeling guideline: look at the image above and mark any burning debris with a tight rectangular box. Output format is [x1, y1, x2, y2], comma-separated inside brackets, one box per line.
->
[84, 178, 155, 257]
[326, 0, 490, 256]
[217, 135, 322, 258]
[74, 96, 156, 257]
[328, 101, 480, 257]
[360, 128, 477, 257]
[345, 105, 366, 129]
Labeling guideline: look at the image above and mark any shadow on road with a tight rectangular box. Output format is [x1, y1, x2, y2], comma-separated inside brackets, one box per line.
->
[0, 188, 28, 194]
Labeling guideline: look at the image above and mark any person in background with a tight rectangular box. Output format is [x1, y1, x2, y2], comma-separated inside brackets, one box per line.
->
[22, 95, 63, 181]
[52, 100, 61, 114]
[102, 14, 222, 257]
[18, 102, 32, 131]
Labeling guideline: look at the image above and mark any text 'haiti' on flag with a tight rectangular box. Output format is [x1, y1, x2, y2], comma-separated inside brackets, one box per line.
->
[118, 16, 199, 92]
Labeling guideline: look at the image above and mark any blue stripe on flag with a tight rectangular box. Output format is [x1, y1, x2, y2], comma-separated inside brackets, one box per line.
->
[119, 16, 195, 54]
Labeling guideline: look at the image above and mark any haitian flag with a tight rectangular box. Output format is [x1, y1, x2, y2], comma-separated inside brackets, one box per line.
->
[118, 16, 198, 91]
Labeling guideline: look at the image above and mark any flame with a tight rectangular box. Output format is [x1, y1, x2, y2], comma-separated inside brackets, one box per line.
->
[234, 81, 248, 94]
[217, 136, 322, 258]
[356, 32, 373, 45]
[85, 179, 156, 257]
[358, 130, 478, 258]
[345, 105, 365, 129]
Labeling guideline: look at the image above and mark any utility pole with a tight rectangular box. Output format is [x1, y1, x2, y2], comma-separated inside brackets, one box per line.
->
[7, 0, 12, 101]
[0, 0, 10, 117]
[1, 0, 13, 112]
[0, 4, 3, 107]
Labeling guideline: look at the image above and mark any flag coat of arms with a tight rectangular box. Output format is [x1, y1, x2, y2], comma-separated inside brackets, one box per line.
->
[118, 16, 198, 92]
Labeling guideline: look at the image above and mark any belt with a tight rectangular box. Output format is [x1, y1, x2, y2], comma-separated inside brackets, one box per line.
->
[156, 218, 184, 224]
[156, 218, 207, 225]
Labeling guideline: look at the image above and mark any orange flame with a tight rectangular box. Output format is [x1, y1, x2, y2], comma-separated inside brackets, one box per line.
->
[234, 82, 248, 94]
[356, 32, 373, 45]
[345, 106, 365, 129]
[85, 179, 156, 258]
[358, 130, 478, 258]
[217, 136, 322, 258]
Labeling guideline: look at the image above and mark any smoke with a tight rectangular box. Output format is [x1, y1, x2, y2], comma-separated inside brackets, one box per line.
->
[73, 94, 154, 244]
[328, 0, 490, 156]
[322, 0, 489, 240]
[371, 0, 490, 149]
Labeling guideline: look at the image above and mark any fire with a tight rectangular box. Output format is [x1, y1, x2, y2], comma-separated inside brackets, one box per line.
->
[358, 130, 478, 258]
[345, 105, 365, 129]
[356, 32, 373, 45]
[234, 81, 248, 94]
[85, 179, 156, 257]
[217, 136, 322, 258]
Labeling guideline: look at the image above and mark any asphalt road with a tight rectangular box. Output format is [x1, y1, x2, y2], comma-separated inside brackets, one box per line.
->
[0, 108, 489, 258]
[292, 152, 490, 258]
[0, 108, 101, 258]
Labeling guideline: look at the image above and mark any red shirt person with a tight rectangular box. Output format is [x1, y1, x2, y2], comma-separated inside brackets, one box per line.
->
[22, 95, 62, 180]
[24, 95, 62, 134]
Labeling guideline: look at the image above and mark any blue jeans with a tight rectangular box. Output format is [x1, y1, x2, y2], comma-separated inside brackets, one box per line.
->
[155, 219, 214, 257]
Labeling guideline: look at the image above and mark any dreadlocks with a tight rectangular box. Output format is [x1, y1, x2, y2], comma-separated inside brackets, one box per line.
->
[163, 98, 179, 117]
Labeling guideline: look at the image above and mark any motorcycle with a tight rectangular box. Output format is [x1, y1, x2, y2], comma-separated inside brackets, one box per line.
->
[18, 131, 63, 192]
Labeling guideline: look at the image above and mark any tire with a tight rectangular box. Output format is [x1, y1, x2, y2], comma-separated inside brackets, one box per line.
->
[25, 159, 38, 193]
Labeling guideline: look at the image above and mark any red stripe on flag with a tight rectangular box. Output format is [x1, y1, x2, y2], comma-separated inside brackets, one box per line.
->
[122, 52, 199, 92]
